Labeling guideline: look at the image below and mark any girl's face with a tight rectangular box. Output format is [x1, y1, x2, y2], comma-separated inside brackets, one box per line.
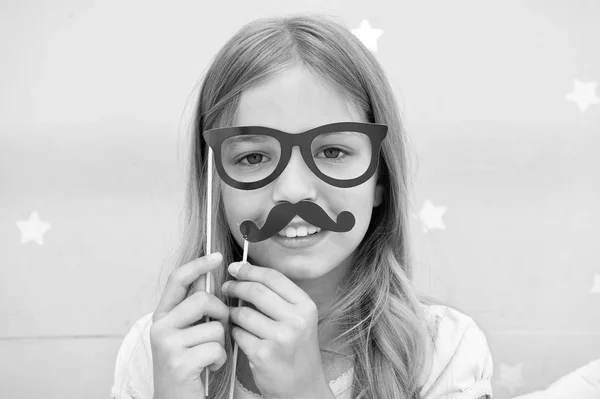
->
[220, 65, 383, 281]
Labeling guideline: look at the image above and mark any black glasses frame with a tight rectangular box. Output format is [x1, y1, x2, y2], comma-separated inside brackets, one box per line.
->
[203, 121, 388, 190]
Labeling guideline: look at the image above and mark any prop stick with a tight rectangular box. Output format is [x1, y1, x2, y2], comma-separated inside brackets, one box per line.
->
[204, 148, 214, 397]
[228, 238, 248, 399]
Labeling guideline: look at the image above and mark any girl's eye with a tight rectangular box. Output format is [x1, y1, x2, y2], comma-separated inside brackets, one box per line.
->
[323, 148, 341, 158]
[316, 147, 347, 160]
[244, 153, 263, 164]
[237, 153, 267, 166]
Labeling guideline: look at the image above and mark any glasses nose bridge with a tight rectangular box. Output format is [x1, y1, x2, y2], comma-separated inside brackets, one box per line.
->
[271, 144, 317, 202]
[275, 131, 315, 182]
[283, 132, 313, 171]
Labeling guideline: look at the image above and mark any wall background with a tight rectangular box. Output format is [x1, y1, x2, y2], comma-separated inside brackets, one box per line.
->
[1, 1, 599, 398]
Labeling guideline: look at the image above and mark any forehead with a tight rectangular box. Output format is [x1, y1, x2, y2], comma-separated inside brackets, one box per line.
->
[233, 65, 365, 133]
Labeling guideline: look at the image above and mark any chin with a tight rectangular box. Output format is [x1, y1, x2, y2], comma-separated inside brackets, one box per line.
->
[257, 252, 331, 280]
[281, 266, 330, 281]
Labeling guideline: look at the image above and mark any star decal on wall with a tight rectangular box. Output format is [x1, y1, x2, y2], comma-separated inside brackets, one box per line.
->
[565, 79, 599, 112]
[16, 211, 51, 245]
[495, 362, 525, 395]
[417, 200, 447, 233]
[351, 20, 383, 52]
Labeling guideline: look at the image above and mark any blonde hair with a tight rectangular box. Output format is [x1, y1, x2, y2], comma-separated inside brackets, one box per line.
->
[170, 12, 444, 399]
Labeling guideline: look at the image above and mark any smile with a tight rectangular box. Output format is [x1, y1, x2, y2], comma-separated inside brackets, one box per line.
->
[277, 225, 322, 238]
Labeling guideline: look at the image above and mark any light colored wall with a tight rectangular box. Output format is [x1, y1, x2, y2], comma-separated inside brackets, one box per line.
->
[1, 1, 598, 398]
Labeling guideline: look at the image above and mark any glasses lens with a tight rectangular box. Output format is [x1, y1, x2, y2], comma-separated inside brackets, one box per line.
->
[221, 135, 281, 183]
[310, 131, 372, 180]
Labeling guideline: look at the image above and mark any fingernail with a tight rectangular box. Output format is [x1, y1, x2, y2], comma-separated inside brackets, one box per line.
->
[228, 262, 241, 276]
[207, 252, 221, 261]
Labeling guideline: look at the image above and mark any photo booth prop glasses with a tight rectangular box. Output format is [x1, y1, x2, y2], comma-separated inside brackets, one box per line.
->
[203, 121, 388, 190]
[200, 121, 388, 397]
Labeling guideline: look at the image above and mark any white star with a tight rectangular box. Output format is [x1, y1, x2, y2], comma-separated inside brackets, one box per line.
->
[565, 79, 599, 112]
[591, 274, 600, 294]
[351, 20, 383, 52]
[16, 211, 51, 245]
[417, 200, 447, 233]
[495, 363, 524, 395]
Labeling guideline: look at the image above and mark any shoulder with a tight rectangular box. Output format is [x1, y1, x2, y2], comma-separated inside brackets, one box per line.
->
[111, 312, 155, 399]
[419, 304, 494, 399]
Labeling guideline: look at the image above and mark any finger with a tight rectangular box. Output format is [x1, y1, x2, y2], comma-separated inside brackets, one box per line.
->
[161, 291, 229, 329]
[231, 326, 261, 361]
[230, 305, 278, 340]
[182, 341, 228, 373]
[187, 271, 220, 331]
[188, 267, 217, 298]
[228, 261, 311, 305]
[222, 280, 292, 322]
[154, 253, 222, 322]
[178, 321, 226, 348]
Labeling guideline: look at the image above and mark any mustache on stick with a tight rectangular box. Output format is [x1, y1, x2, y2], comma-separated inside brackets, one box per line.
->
[239, 200, 355, 243]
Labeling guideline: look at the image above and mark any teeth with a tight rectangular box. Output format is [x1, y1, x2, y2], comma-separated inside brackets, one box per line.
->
[296, 226, 308, 237]
[285, 227, 295, 238]
[278, 225, 321, 238]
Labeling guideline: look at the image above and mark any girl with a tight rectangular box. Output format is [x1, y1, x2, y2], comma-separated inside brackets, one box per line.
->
[111, 13, 493, 399]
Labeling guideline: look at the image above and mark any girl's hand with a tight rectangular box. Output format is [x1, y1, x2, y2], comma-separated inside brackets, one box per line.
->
[222, 261, 333, 399]
[150, 253, 229, 399]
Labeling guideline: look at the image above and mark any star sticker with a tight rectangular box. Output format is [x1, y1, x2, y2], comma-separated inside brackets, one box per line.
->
[495, 363, 524, 395]
[591, 274, 600, 294]
[351, 20, 383, 52]
[16, 211, 51, 245]
[417, 200, 447, 233]
[565, 79, 599, 112]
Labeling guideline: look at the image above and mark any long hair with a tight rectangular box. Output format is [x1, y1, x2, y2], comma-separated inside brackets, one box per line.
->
[169, 12, 445, 399]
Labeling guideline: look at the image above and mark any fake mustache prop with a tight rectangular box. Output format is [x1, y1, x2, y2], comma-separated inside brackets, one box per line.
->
[239, 200, 355, 242]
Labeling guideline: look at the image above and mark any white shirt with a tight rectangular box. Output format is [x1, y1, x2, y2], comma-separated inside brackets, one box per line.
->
[511, 359, 600, 399]
[111, 304, 493, 399]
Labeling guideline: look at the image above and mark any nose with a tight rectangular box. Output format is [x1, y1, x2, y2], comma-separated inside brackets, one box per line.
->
[271, 147, 318, 204]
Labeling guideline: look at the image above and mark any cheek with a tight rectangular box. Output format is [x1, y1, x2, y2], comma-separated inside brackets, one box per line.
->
[329, 184, 376, 243]
[346, 184, 378, 239]
[352, 195, 375, 236]
[221, 187, 245, 235]
[345, 182, 377, 220]
[221, 186, 265, 238]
